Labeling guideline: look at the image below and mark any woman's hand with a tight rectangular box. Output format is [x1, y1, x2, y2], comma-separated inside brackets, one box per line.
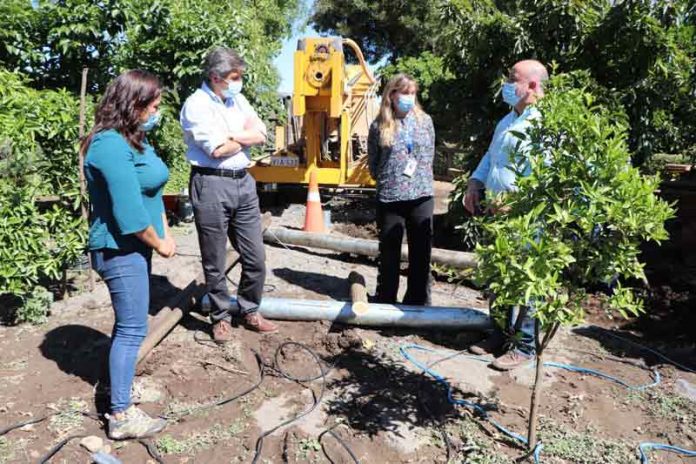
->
[155, 236, 176, 258]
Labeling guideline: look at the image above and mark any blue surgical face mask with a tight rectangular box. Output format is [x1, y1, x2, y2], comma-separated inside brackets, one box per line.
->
[396, 94, 416, 113]
[141, 112, 161, 132]
[222, 79, 243, 99]
[502, 82, 521, 107]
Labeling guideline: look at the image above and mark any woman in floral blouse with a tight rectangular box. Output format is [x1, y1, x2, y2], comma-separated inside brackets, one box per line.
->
[368, 74, 435, 305]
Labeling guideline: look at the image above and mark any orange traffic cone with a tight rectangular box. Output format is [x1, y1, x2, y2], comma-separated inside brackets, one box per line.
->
[304, 171, 325, 233]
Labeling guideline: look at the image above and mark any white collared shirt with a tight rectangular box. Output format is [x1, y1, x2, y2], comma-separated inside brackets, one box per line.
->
[180, 82, 267, 170]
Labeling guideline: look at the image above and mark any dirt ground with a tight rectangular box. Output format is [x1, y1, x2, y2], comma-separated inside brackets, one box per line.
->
[1, 186, 695, 464]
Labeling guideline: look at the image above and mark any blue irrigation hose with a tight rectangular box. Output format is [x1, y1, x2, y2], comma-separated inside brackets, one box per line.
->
[400, 345, 538, 453]
[399, 343, 694, 464]
[638, 442, 696, 463]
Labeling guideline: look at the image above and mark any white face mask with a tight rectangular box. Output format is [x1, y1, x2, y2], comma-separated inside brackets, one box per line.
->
[502, 82, 521, 107]
[222, 79, 243, 99]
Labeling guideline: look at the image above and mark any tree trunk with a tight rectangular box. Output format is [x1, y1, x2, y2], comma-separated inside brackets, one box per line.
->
[527, 320, 561, 451]
[527, 343, 544, 451]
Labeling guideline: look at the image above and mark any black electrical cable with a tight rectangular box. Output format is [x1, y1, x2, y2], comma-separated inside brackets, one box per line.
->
[0, 413, 57, 437]
[318, 424, 361, 464]
[163, 351, 265, 420]
[38, 433, 87, 464]
[2, 342, 356, 464]
[251, 342, 328, 464]
[0, 410, 101, 437]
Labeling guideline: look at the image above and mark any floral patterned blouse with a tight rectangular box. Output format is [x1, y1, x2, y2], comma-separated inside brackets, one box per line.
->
[367, 111, 435, 203]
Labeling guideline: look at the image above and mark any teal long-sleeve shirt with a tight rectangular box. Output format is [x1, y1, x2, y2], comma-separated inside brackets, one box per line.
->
[84, 129, 169, 252]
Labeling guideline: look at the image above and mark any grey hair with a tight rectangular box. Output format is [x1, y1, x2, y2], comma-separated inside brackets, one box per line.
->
[204, 47, 246, 81]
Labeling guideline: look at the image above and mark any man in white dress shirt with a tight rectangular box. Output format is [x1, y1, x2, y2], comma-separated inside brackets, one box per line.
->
[464, 60, 548, 370]
[180, 47, 278, 340]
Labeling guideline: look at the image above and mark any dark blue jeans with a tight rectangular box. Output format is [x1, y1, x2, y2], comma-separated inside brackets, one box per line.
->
[92, 248, 151, 414]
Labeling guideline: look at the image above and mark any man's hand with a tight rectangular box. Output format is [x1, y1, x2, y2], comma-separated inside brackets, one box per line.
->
[464, 178, 484, 215]
[486, 200, 511, 215]
[212, 139, 243, 158]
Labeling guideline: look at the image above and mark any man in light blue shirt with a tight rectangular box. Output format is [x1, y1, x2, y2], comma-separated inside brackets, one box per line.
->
[180, 47, 278, 339]
[464, 59, 549, 370]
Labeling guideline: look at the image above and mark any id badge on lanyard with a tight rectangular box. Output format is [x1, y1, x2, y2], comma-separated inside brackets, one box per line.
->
[402, 124, 417, 178]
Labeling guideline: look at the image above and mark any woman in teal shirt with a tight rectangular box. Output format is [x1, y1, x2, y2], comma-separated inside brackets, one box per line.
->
[82, 70, 175, 439]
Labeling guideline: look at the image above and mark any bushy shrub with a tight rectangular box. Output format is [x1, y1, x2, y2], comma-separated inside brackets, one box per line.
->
[0, 71, 86, 323]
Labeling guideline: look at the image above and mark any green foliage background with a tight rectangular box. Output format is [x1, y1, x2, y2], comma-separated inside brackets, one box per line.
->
[0, 0, 300, 322]
[313, 0, 695, 251]
[314, 0, 696, 168]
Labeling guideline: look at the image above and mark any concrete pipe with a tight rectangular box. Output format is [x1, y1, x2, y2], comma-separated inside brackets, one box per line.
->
[263, 227, 477, 270]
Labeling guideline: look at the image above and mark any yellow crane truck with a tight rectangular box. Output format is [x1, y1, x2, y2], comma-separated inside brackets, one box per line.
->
[249, 37, 380, 189]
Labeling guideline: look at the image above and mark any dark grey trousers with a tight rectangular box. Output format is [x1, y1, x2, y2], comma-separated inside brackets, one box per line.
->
[190, 171, 265, 321]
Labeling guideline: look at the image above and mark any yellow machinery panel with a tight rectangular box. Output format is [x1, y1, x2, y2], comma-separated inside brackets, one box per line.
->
[249, 37, 380, 189]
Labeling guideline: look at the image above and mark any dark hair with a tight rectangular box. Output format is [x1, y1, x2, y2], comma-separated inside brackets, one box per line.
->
[81, 69, 161, 154]
[204, 47, 246, 82]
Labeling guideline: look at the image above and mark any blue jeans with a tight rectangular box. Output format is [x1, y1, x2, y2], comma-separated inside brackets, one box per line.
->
[508, 305, 536, 355]
[92, 248, 151, 413]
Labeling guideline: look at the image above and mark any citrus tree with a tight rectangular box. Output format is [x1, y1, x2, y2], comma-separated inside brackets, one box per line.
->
[0, 0, 301, 321]
[0, 70, 87, 323]
[473, 74, 674, 449]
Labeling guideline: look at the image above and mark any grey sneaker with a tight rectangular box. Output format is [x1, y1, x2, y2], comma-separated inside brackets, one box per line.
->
[107, 405, 167, 440]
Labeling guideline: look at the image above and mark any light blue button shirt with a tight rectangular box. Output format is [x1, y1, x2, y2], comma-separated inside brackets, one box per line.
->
[471, 106, 541, 194]
[180, 83, 267, 170]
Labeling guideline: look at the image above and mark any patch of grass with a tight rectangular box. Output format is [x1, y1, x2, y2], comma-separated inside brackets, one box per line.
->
[156, 419, 247, 455]
[155, 434, 188, 455]
[446, 416, 511, 464]
[0, 437, 28, 464]
[47, 398, 88, 437]
[624, 387, 695, 432]
[298, 438, 322, 461]
[164, 398, 215, 420]
[0, 359, 28, 371]
[539, 420, 633, 463]
[0, 437, 12, 464]
[645, 389, 695, 424]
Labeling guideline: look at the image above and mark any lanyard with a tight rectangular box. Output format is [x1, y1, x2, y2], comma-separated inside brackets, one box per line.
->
[401, 119, 414, 154]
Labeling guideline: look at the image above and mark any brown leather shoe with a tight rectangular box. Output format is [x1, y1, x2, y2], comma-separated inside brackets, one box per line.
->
[243, 313, 278, 333]
[212, 319, 233, 344]
[490, 349, 534, 371]
[469, 331, 506, 356]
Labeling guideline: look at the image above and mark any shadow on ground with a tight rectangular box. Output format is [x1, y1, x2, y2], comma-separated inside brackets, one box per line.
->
[272, 267, 351, 301]
[573, 325, 696, 373]
[40, 324, 111, 413]
[149, 274, 187, 316]
[324, 347, 480, 437]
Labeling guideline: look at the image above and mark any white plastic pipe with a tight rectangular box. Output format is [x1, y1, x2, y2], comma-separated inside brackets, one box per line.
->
[229, 296, 491, 330]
